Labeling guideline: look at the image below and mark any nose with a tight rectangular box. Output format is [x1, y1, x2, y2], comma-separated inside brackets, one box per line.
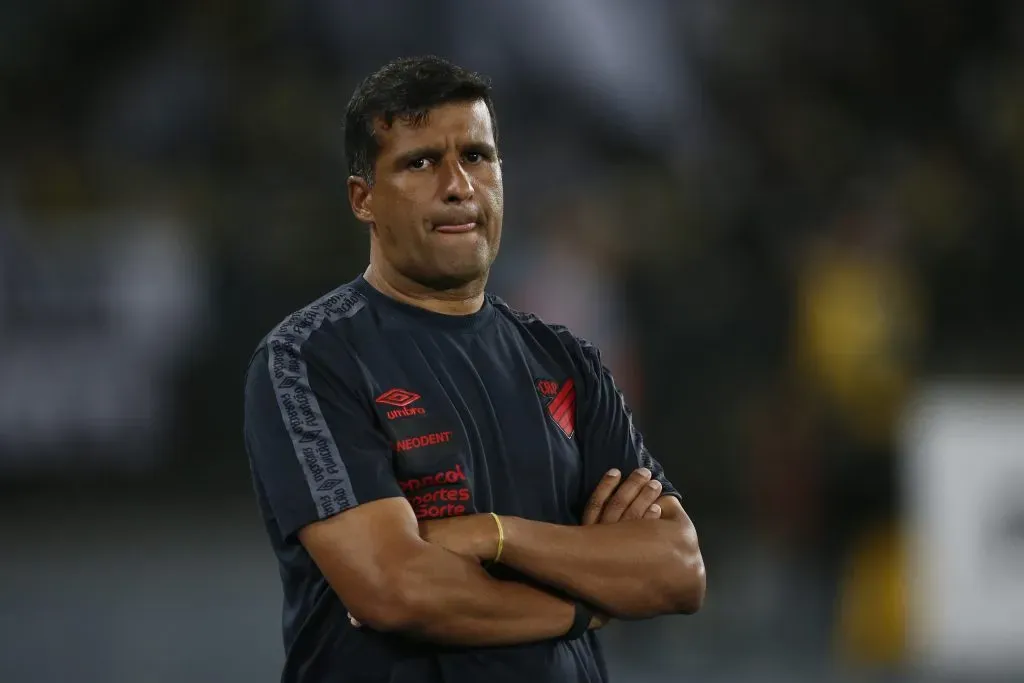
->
[439, 158, 473, 203]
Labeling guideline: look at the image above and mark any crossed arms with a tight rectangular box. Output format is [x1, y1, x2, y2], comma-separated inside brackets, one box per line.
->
[300, 467, 705, 647]
[246, 338, 706, 648]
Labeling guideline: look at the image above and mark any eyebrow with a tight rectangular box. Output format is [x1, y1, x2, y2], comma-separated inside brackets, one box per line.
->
[463, 142, 498, 158]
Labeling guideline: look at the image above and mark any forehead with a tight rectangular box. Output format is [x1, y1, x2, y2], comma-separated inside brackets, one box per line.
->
[373, 100, 494, 155]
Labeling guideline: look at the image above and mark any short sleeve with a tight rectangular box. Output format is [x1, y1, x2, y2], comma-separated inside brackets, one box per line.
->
[573, 339, 681, 511]
[243, 340, 403, 540]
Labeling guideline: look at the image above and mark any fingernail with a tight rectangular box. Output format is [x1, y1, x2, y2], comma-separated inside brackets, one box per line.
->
[607, 469, 621, 478]
[647, 479, 662, 490]
[639, 468, 652, 479]
[650, 504, 661, 514]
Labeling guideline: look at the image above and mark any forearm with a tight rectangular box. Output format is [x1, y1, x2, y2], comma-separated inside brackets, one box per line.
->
[372, 543, 577, 646]
[499, 514, 705, 620]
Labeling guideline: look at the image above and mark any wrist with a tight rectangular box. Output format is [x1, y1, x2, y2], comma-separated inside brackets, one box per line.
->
[477, 512, 506, 562]
[483, 511, 507, 561]
[565, 601, 594, 639]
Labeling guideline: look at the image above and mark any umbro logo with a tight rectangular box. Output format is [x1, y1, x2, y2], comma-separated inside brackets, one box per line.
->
[376, 388, 420, 407]
[376, 388, 427, 421]
[536, 378, 576, 439]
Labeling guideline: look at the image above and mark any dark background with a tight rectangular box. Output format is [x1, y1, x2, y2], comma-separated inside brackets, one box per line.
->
[2, 1, 1023, 681]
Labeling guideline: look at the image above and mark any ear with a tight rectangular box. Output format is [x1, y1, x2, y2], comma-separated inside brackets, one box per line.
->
[347, 176, 374, 225]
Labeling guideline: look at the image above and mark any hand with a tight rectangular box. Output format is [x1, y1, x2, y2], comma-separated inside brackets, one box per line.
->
[418, 513, 498, 562]
[582, 467, 664, 525]
[588, 611, 611, 631]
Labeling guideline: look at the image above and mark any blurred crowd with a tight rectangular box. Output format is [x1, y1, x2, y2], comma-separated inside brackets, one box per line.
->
[2, 0, 1024, 679]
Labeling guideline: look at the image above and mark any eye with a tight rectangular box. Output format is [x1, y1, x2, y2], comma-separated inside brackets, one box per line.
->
[464, 152, 483, 164]
[408, 157, 431, 170]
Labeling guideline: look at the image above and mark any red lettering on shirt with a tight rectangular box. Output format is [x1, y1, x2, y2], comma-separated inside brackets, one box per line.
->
[395, 430, 454, 453]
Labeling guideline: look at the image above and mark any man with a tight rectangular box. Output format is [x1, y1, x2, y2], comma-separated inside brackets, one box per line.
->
[243, 55, 705, 683]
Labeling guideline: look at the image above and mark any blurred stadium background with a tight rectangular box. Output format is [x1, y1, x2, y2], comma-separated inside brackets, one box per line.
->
[2, 1, 1024, 681]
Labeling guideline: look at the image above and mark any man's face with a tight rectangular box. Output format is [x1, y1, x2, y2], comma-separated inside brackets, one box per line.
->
[349, 100, 503, 291]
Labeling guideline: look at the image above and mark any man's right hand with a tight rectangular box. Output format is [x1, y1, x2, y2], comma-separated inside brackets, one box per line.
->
[582, 467, 664, 525]
[579, 467, 665, 628]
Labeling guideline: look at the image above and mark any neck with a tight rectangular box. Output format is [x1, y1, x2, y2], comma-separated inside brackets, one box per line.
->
[363, 262, 487, 316]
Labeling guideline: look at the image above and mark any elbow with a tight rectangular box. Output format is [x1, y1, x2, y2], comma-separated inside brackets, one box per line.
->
[672, 550, 706, 614]
[663, 530, 706, 615]
[347, 591, 415, 634]
[354, 605, 416, 635]
[350, 565, 437, 634]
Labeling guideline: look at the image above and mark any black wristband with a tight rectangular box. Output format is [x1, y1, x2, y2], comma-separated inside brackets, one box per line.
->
[565, 601, 593, 640]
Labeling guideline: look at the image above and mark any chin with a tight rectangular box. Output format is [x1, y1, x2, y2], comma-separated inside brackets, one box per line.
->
[406, 260, 489, 292]
[417, 271, 486, 292]
[402, 246, 496, 292]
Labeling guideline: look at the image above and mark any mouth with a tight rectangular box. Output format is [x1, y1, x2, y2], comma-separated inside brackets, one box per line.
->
[433, 221, 479, 234]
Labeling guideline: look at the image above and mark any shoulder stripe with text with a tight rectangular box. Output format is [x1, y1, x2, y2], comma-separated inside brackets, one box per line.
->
[265, 287, 366, 520]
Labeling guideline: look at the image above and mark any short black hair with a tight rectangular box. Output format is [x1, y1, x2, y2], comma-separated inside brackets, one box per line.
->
[344, 55, 498, 182]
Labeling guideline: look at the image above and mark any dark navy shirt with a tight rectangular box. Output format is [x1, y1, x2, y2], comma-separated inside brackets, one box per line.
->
[243, 275, 680, 683]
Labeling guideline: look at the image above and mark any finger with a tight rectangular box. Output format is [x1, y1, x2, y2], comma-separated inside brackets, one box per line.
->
[348, 612, 362, 628]
[582, 469, 622, 525]
[623, 479, 662, 521]
[600, 468, 652, 523]
[643, 503, 662, 520]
